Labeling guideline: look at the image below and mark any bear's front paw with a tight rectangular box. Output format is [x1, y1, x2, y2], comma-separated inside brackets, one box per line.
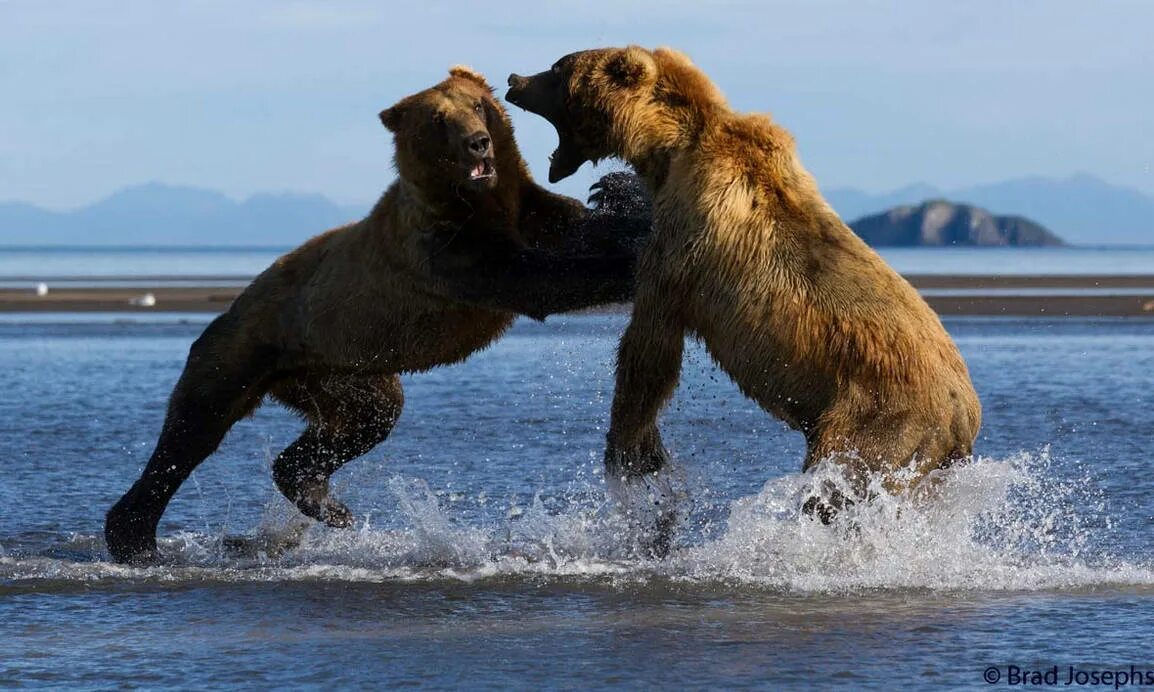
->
[588, 171, 652, 218]
[800, 485, 855, 525]
[604, 434, 669, 479]
[603, 437, 678, 559]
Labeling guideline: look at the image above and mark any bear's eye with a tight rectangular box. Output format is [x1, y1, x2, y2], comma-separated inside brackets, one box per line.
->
[473, 101, 483, 115]
[432, 112, 446, 125]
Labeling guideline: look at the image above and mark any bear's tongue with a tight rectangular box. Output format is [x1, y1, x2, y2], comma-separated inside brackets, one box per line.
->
[470, 160, 493, 179]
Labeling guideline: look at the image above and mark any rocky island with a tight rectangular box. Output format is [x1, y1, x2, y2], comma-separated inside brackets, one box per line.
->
[848, 200, 1065, 246]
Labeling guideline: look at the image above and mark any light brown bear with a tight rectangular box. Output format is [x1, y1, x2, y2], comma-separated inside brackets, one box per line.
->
[104, 66, 651, 564]
[506, 47, 981, 527]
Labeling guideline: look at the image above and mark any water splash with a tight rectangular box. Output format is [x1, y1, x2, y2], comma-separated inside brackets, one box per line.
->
[2, 450, 1151, 592]
[673, 450, 1133, 591]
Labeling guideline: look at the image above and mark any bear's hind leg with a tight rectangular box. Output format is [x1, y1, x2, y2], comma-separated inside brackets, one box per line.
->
[105, 318, 273, 564]
[270, 373, 403, 527]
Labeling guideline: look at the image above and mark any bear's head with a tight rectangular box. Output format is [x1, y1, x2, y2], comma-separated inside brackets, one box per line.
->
[380, 66, 524, 196]
[506, 46, 726, 182]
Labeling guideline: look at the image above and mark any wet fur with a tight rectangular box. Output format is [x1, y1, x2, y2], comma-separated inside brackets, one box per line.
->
[104, 67, 647, 564]
[520, 47, 981, 505]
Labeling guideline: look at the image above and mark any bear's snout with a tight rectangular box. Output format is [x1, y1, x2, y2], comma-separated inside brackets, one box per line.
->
[506, 74, 532, 108]
[465, 132, 491, 157]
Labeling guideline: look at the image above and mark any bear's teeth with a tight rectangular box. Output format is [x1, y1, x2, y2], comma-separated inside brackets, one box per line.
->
[470, 162, 486, 178]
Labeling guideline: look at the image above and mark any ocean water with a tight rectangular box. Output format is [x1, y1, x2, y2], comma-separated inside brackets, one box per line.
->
[1, 313, 1153, 687]
[4, 245, 1154, 280]
[0, 247, 281, 279]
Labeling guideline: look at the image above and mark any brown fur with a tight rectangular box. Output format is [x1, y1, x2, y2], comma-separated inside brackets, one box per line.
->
[104, 67, 647, 564]
[510, 47, 982, 510]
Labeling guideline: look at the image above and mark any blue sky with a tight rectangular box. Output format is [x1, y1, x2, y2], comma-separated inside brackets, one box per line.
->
[1, 0, 1151, 209]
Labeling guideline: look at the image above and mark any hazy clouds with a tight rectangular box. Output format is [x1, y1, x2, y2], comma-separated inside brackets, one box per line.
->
[1, 0, 1151, 208]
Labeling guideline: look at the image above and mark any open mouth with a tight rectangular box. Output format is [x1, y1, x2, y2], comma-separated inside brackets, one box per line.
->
[506, 75, 587, 182]
[512, 97, 587, 183]
[546, 138, 587, 183]
[469, 157, 495, 181]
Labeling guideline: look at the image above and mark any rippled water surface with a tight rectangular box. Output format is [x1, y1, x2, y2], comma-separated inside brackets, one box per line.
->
[6, 245, 1154, 278]
[2, 314, 1153, 687]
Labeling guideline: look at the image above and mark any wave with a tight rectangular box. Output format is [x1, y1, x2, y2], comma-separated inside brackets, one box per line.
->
[2, 450, 1152, 593]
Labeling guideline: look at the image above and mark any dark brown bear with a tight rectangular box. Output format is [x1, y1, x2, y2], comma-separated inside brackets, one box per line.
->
[104, 66, 650, 564]
[507, 48, 981, 534]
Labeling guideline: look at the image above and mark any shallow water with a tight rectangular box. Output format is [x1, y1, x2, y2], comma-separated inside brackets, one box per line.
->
[2, 314, 1154, 686]
[5, 245, 1154, 279]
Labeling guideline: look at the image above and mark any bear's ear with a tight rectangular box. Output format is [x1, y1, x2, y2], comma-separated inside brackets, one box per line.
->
[605, 46, 657, 88]
[379, 104, 405, 132]
[449, 65, 495, 93]
[654, 47, 695, 68]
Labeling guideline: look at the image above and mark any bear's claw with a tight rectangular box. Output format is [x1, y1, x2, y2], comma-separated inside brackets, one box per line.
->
[588, 171, 652, 218]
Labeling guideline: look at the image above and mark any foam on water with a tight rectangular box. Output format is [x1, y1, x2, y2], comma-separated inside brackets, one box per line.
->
[3, 450, 1152, 593]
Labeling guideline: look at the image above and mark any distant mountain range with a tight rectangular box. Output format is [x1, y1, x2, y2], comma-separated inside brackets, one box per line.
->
[826, 174, 1154, 246]
[849, 200, 1063, 247]
[0, 173, 1151, 246]
[0, 183, 366, 247]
